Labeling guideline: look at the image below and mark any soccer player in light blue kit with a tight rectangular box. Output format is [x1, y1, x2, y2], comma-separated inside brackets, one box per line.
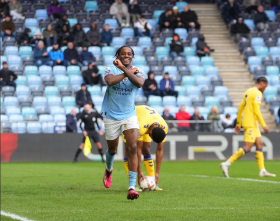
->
[101, 46, 145, 200]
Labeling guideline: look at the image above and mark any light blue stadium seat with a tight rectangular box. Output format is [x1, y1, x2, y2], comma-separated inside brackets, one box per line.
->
[16, 86, 29, 98]
[33, 96, 47, 109]
[102, 86, 107, 96]
[163, 96, 176, 107]
[45, 86, 59, 98]
[1, 55, 7, 63]
[25, 65, 38, 76]
[248, 56, 262, 72]
[85, 1, 98, 14]
[22, 107, 36, 117]
[50, 107, 65, 116]
[88, 46, 101, 57]
[65, 107, 79, 114]
[1, 114, 8, 122]
[187, 56, 200, 66]
[197, 107, 210, 115]
[15, 76, 26, 87]
[42, 122, 56, 133]
[187, 86, 201, 97]
[205, 66, 219, 77]
[168, 106, 178, 117]
[39, 65, 52, 78]
[164, 66, 177, 77]
[266, 66, 279, 76]
[177, 96, 191, 107]
[29, 27, 40, 37]
[55, 75, 69, 89]
[9, 114, 23, 122]
[91, 96, 103, 106]
[4, 96, 18, 107]
[67, 18, 77, 28]
[138, 65, 149, 77]
[88, 85, 101, 96]
[224, 107, 238, 115]
[244, 19, 254, 30]
[263, 86, 278, 102]
[36, 9, 48, 21]
[274, 107, 280, 124]
[104, 19, 118, 29]
[133, 56, 146, 66]
[196, 76, 210, 87]
[255, 46, 269, 59]
[146, 19, 157, 30]
[270, 76, 279, 86]
[27, 76, 41, 88]
[185, 107, 194, 115]
[67, 66, 80, 76]
[174, 28, 187, 39]
[19, 46, 32, 58]
[97, 65, 106, 76]
[112, 37, 126, 50]
[201, 56, 214, 67]
[182, 76, 195, 87]
[47, 47, 53, 52]
[70, 76, 83, 86]
[83, 27, 90, 33]
[27, 122, 41, 133]
[139, 37, 152, 49]
[25, 18, 38, 28]
[131, 46, 143, 56]
[153, 10, 164, 22]
[205, 96, 220, 108]
[251, 37, 264, 50]
[121, 28, 134, 40]
[5, 46, 18, 56]
[165, 37, 172, 49]
[105, 56, 115, 66]
[102, 46, 115, 57]
[176, 1, 188, 12]
[48, 97, 61, 107]
[154, 75, 162, 87]
[7, 55, 21, 68]
[39, 114, 53, 122]
[11, 122, 26, 133]
[6, 107, 21, 116]
[174, 86, 186, 96]
[192, 37, 198, 47]
[190, 66, 205, 76]
[148, 96, 162, 107]
[156, 47, 169, 61]
[214, 86, 228, 98]
[269, 46, 280, 61]
[62, 96, 75, 107]
[61, 46, 67, 51]
[53, 65, 66, 76]
[54, 114, 66, 122]
[264, 10, 275, 21]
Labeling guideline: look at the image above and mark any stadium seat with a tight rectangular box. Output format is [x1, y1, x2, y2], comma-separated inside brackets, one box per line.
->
[201, 86, 214, 97]
[65, 107, 79, 115]
[205, 96, 220, 108]
[156, 47, 169, 61]
[176, 1, 188, 12]
[54, 114, 66, 122]
[197, 107, 210, 115]
[6, 107, 21, 116]
[5, 46, 18, 56]
[139, 37, 152, 49]
[36, 9, 48, 21]
[67, 18, 77, 28]
[85, 1, 98, 14]
[126, 38, 138, 46]
[1, 114, 8, 122]
[163, 96, 176, 107]
[214, 86, 228, 98]
[4, 96, 18, 107]
[162, 29, 174, 38]
[1, 122, 12, 133]
[135, 96, 147, 105]
[2, 86, 15, 97]
[138, 66, 149, 76]
[244, 19, 254, 30]
[190, 66, 205, 76]
[27, 76, 41, 88]
[11, 122, 26, 133]
[133, 56, 146, 66]
[25, 18, 38, 28]
[55, 76, 70, 89]
[15, 76, 27, 86]
[143, 47, 155, 56]
[88, 86, 101, 96]
[62, 96, 76, 107]
[264, 10, 275, 21]
[224, 107, 238, 115]
[42, 76, 55, 86]
[33, 96, 47, 109]
[255, 46, 269, 59]
[45, 86, 59, 98]
[177, 97, 191, 107]
[174, 86, 186, 96]
[174, 28, 187, 39]
[53, 66, 66, 76]
[248, 56, 262, 72]
[187, 56, 200, 66]
[251, 37, 264, 50]
[27, 122, 41, 133]
[146, 56, 158, 66]
[39, 114, 53, 122]
[39, 65, 52, 78]
[104, 19, 118, 29]
[174, 56, 186, 66]
[187, 86, 201, 98]
[19, 97, 32, 107]
[48, 97, 61, 107]
[148, 96, 162, 107]
[25, 66, 38, 76]
[196, 76, 210, 87]
[91, 96, 103, 106]
[263, 86, 278, 102]
[161, 57, 173, 66]
[22, 107, 36, 117]
[269, 46, 280, 61]
[112, 37, 126, 49]
[60, 87, 72, 97]
[70, 76, 83, 86]
[121, 28, 134, 40]
[153, 38, 165, 47]
[178, 66, 190, 76]
[67, 66, 80, 76]
[16, 86, 30, 98]
[104, 56, 115, 66]
[270, 76, 279, 86]
[146, 19, 157, 30]
[164, 66, 177, 77]
[88, 46, 101, 57]
[41, 122, 56, 133]
[220, 97, 233, 108]
[131, 46, 143, 56]
[153, 10, 164, 22]
[7, 55, 21, 68]
[201, 57, 214, 67]
[50, 107, 65, 116]
[102, 46, 115, 58]
[205, 66, 219, 77]
[266, 66, 279, 76]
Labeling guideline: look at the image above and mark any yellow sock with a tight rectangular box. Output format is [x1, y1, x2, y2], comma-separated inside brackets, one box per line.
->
[255, 149, 265, 170]
[144, 155, 154, 177]
[229, 147, 246, 164]
[123, 158, 129, 179]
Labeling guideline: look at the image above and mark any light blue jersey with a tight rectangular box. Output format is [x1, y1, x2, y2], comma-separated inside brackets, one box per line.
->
[101, 65, 145, 121]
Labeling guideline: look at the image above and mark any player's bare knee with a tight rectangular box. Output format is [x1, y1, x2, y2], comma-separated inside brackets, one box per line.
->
[142, 147, 150, 156]
[108, 148, 117, 155]
[128, 143, 137, 155]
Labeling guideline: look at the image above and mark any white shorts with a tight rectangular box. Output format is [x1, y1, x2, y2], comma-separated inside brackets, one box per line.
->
[103, 116, 139, 140]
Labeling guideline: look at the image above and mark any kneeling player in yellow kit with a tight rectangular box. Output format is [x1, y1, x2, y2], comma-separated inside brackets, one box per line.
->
[220, 77, 276, 178]
[123, 105, 168, 191]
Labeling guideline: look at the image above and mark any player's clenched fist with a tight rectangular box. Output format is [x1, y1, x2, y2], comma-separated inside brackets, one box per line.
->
[113, 59, 123, 69]
[131, 68, 139, 75]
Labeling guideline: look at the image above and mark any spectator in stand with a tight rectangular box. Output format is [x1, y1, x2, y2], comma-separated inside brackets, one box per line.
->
[158, 8, 173, 31]
[222, 114, 234, 129]
[271, 0, 280, 14]
[243, 0, 260, 14]
[169, 34, 185, 60]
[110, 0, 130, 27]
[30, 29, 44, 46]
[49, 42, 64, 66]
[0, 61, 17, 87]
[159, 73, 178, 97]
[55, 14, 70, 35]
[9, 0, 24, 19]
[162, 107, 178, 133]
[17, 28, 31, 45]
[66, 108, 77, 133]
[47, 0, 65, 19]
[72, 23, 86, 47]
[222, 0, 240, 23]
[180, 6, 200, 31]
[207, 106, 222, 132]
[134, 16, 153, 37]
[1, 15, 15, 39]
[43, 24, 57, 46]
[196, 34, 213, 58]
[171, 6, 184, 29]
[190, 108, 207, 132]
[58, 25, 72, 46]
[254, 5, 269, 31]
[0, 0, 10, 18]
[143, 71, 161, 97]
[176, 105, 191, 132]
[81, 45, 96, 66]
[82, 62, 102, 86]
[34, 41, 53, 67]
[86, 23, 101, 47]
[230, 17, 251, 42]
[128, 0, 141, 25]
[63, 41, 82, 67]
[76, 84, 92, 107]
[101, 24, 113, 46]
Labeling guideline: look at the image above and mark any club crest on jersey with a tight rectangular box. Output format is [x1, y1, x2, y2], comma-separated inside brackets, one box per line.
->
[85, 115, 88, 118]
[256, 95, 261, 102]
[105, 67, 110, 73]
[92, 117, 96, 121]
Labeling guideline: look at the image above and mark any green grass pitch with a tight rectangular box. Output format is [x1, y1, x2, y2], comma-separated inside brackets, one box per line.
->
[1, 161, 280, 221]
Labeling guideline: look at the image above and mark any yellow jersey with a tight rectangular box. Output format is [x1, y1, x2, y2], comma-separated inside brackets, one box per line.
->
[236, 87, 266, 128]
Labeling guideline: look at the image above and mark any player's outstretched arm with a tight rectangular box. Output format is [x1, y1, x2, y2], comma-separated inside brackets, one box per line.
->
[104, 74, 126, 86]
[155, 142, 164, 185]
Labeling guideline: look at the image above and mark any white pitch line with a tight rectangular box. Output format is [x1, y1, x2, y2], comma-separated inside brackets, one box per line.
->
[1, 211, 35, 221]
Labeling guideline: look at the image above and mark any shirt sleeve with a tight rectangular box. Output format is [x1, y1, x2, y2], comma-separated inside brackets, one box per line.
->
[253, 93, 266, 127]
[236, 93, 245, 127]
[104, 66, 115, 78]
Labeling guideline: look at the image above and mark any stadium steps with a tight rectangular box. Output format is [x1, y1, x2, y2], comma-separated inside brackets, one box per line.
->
[190, 3, 280, 131]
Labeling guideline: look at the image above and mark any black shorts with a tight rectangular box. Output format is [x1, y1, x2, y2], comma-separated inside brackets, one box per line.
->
[82, 130, 100, 143]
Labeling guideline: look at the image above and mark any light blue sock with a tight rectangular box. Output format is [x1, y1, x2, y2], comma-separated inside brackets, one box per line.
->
[128, 171, 137, 189]
[106, 150, 115, 171]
